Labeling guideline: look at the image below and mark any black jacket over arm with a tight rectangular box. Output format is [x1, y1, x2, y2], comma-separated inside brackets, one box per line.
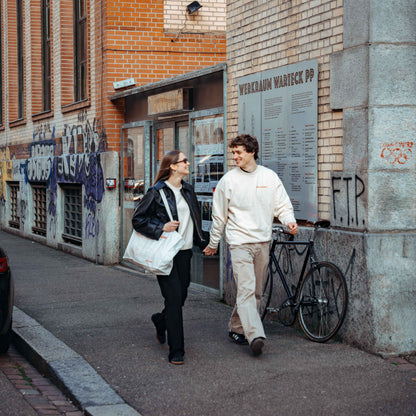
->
[132, 180, 206, 250]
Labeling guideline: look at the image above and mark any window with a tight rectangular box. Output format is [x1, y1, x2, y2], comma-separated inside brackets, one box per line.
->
[62, 185, 82, 246]
[8, 183, 20, 229]
[17, 0, 24, 119]
[41, 0, 51, 111]
[74, 0, 87, 102]
[32, 184, 47, 236]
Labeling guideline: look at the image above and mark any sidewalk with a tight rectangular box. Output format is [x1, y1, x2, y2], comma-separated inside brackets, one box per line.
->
[0, 231, 415, 416]
[0, 345, 82, 416]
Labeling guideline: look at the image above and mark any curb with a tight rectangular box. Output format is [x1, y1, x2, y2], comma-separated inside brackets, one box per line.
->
[12, 306, 142, 416]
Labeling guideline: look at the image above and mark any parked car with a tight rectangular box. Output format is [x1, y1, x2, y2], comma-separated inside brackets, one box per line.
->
[0, 247, 13, 353]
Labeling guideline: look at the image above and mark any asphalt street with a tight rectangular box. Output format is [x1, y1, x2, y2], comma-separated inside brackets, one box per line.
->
[0, 231, 415, 416]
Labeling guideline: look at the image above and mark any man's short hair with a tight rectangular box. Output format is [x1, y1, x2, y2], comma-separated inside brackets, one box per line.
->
[230, 134, 259, 160]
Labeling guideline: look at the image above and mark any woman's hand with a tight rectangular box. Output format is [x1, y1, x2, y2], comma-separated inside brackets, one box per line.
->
[162, 221, 180, 232]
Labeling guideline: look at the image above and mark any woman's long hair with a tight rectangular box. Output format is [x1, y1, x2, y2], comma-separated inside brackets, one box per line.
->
[153, 150, 181, 185]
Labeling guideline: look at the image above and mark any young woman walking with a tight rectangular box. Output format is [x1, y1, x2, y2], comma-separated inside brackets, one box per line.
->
[132, 150, 205, 365]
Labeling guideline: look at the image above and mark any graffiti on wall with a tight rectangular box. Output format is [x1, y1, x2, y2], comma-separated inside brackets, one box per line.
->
[61, 118, 107, 155]
[1, 111, 108, 241]
[48, 152, 105, 239]
[25, 141, 56, 182]
[380, 141, 413, 165]
[0, 147, 13, 203]
[331, 174, 366, 229]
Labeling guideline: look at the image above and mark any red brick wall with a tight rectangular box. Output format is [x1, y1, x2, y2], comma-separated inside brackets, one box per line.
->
[1, 0, 225, 154]
[100, 0, 226, 150]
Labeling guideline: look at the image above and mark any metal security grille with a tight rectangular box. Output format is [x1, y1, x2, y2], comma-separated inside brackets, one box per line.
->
[62, 185, 82, 246]
[32, 184, 47, 236]
[9, 183, 20, 229]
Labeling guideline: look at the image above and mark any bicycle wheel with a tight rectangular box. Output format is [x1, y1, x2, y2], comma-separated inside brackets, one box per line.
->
[297, 262, 348, 342]
[259, 263, 273, 321]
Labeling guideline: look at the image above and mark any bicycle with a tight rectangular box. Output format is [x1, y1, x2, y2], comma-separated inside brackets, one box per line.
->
[259, 220, 348, 342]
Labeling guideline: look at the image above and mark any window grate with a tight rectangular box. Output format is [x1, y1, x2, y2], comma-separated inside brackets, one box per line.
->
[32, 184, 47, 236]
[63, 185, 82, 246]
[9, 183, 20, 229]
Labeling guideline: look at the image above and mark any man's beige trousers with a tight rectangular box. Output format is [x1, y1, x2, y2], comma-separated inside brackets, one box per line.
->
[229, 242, 269, 343]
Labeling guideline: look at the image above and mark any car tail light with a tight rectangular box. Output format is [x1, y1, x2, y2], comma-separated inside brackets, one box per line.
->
[0, 257, 8, 273]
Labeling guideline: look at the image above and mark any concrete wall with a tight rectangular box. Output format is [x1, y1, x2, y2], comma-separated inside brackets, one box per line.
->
[329, 0, 416, 353]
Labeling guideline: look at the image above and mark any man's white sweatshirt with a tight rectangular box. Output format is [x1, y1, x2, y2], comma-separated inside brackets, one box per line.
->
[208, 165, 296, 248]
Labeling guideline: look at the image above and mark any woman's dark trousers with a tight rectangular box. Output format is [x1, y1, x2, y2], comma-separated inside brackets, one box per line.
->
[155, 249, 192, 360]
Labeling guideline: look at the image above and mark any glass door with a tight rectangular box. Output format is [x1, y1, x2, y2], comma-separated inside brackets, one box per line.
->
[190, 114, 225, 290]
[120, 115, 225, 293]
[121, 122, 152, 255]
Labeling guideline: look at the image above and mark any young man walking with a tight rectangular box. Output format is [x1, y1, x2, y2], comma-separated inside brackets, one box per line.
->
[203, 134, 298, 356]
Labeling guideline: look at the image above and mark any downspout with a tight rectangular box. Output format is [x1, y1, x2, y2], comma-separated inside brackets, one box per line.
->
[119, 125, 125, 261]
[220, 65, 228, 300]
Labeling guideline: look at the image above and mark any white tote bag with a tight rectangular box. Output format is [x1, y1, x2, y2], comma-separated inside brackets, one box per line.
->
[123, 189, 185, 275]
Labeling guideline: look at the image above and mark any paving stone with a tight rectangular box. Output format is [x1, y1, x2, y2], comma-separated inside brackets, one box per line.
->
[0, 346, 81, 416]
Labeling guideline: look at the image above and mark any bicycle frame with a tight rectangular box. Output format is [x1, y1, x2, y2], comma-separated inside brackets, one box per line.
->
[269, 226, 320, 312]
[263, 221, 348, 342]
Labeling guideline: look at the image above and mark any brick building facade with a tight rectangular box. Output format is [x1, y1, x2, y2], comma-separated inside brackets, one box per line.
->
[0, 0, 226, 263]
[1, 0, 414, 355]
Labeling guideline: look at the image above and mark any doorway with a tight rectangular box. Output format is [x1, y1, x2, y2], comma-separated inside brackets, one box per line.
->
[121, 115, 224, 292]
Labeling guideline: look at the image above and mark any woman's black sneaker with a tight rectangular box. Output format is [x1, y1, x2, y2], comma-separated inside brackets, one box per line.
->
[169, 355, 185, 365]
[151, 314, 166, 344]
[228, 331, 249, 345]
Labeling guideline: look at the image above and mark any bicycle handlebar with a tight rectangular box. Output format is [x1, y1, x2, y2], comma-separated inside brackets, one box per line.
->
[272, 220, 330, 237]
[306, 220, 330, 229]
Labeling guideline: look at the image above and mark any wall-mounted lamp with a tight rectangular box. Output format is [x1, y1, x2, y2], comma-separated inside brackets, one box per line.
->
[187, 1, 202, 14]
[171, 2, 203, 42]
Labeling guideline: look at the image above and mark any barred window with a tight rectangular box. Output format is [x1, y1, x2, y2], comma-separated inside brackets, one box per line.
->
[8, 182, 20, 229]
[32, 184, 47, 236]
[62, 185, 82, 246]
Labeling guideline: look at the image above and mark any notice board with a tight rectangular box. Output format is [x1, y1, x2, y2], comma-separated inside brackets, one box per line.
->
[238, 59, 318, 221]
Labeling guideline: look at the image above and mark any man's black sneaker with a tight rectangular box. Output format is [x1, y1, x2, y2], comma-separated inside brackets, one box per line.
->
[151, 314, 166, 344]
[250, 337, 265, 356]
[228, 331, 249, 345]
[169, 355, 184, 365]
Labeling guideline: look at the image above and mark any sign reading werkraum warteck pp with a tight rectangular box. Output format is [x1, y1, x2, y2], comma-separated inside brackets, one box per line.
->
[238, 59, 318, 221]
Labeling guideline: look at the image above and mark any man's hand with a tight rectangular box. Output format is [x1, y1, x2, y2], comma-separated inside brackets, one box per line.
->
[203, 246, 218, 256]
[287, 222, 298, 235]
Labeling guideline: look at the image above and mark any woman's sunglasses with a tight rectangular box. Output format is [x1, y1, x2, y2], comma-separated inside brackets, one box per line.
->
[173, 158, 189, 164]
